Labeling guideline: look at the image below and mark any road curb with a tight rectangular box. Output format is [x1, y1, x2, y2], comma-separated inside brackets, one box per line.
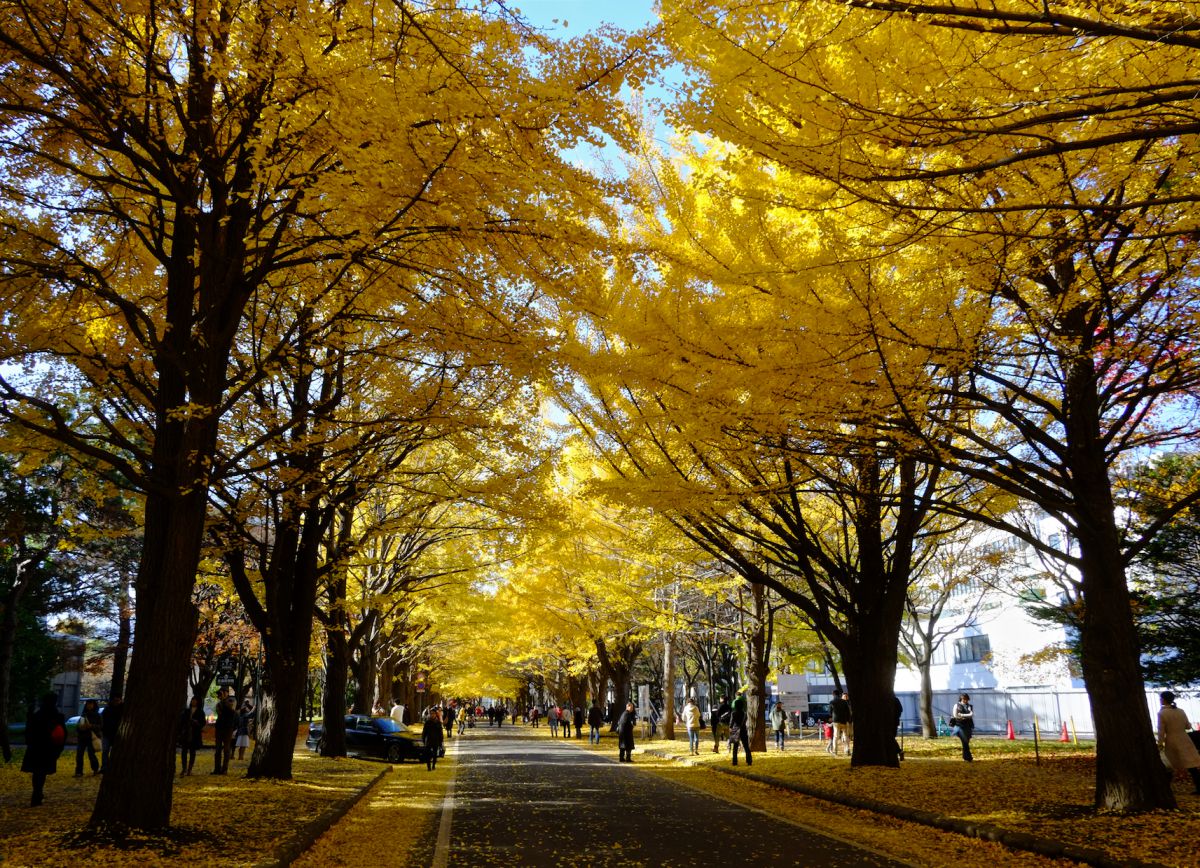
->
[254, 765, 392, 868]
[636, 748, 1168, 868]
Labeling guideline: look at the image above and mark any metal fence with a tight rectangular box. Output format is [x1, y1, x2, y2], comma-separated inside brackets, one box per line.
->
[897, 687, 1200, 738]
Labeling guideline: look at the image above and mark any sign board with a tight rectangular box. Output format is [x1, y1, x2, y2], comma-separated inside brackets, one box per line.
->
[776, 673, 809, 712]
[638, 684, 650, 720]
[416, 673, 426, 694]
[215, 655, 236, 687]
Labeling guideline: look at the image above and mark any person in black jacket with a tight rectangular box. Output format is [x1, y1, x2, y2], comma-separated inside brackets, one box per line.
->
[711, 696, 731, 754]
[829, 692, 853, 757]
[22, 693, 66, 807]
[422, 708, 444, 771]
[100, 696, 123, 773]
[587, 700, 603, 744]
[728, 696, 752, 767]
[212, 695, 238, 774]
[616, 702, 637, 762]
[573, 705, 584, 738]
[179, 696, 205, 776]
[950, 693, 975, 762]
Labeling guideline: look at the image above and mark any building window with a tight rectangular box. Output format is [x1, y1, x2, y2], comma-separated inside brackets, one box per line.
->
[953, 634, 991, 664]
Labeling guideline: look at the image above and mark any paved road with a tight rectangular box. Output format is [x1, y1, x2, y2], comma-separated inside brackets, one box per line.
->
[416, 726, 909, 867]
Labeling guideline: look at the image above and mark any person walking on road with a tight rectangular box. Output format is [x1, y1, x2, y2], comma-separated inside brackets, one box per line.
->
[711, 696, 731, 754]
[683, 697, 703, 755]
[950, 693, 975, 762]
[729, 695, 752, 766]
[22, 693, 66, 807]
[830, 692, 852, 757]
[1157, 691, 1200, 793]
[74, 698, 102, 776]
[616, 702, 637, 762]
[212, 694, 238, 774]
[179, 696, 205, 776]
[588, 700, 603, 744]
[422, 708, 445, 771]
[770, 701, 787, 751]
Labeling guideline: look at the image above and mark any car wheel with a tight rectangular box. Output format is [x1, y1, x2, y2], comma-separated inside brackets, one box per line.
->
[806, 716, 815, 727]
[387, 743, 404, 763]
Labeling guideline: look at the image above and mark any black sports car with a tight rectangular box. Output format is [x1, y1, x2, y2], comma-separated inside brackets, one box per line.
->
[306, 715, 432, 763]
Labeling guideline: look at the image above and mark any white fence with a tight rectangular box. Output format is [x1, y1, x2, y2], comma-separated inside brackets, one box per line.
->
[897, 687, 1200, 737]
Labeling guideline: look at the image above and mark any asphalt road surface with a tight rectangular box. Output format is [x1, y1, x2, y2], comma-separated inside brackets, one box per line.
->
[414, 726, 909, 867]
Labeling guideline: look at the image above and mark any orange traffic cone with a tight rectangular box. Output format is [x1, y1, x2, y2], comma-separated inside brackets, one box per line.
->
[1006, 719, 1016, 740]
[1059, 721, 1069, 743]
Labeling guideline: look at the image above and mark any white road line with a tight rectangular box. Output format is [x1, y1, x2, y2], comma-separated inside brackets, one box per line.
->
[430, 737, 460, 868]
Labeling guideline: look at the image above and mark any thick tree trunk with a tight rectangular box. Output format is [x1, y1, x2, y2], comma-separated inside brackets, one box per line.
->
[918, 658, 937, 738]
[746, 585, 768, 752]
[90, 488, 206, 830]
[108, 576, 133, 701]
[662, 633, 676, 740]
[320, 628, 350, 757]
[0, 582, 23, 763]
[248, 647, 308, 779]
[1064, 360, 1175, 811]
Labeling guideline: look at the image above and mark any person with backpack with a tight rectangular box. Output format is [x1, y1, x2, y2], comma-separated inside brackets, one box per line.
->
[74, 698, 102, 776]
[22, 693, 66, 807]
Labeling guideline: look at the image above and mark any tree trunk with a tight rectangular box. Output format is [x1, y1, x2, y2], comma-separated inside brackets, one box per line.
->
[108, 575, 133, 701]
[89, 487, 206, 830]
[662, 633, 676, 740]
[0, 580, 23, 763]
[918, 656, 937, 738]
[320, 627, 350, 757]
[745, 584, 769, 752]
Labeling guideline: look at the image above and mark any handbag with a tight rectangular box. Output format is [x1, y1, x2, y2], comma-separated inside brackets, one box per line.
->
[91, 732, 102, 752]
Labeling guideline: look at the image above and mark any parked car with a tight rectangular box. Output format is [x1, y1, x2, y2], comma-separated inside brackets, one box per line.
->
[306, 715, 432, 763]
[801, 703, 832, 727]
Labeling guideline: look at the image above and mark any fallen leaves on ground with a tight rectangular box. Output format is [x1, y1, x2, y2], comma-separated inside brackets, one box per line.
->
[579, 731, 1200, 868]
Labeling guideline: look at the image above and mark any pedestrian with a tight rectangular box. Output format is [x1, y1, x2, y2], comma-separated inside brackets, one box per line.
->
[573, 704, 584, 738]
[1157, 691, 1200, 794]
[74, 698, 102, 776]
[616, 701, 637, 762]
[711, 696, 731, 754]
[444, 703, 456, 738]
[892, 695, 904, 763]
[212, 694, 238, 774]
[587, 700, 603, 744]
[950, 692, 974, 762]
[770, 701, 787, 751]
[179, 696, 205, 776]
[100, 696, 123, 773]
[549, 705, 560, 736]
[531, 705, 540, 728]
[422, 708, 444, 771]
[559, 705, 571, 739]
[830, 692, 853, 757]
[236, 701, 255, 760]
[389, 699, 405, 725]
[728, 695, 752, 766]
[22, 693, 66, 807]
[683, 697, 703, 755]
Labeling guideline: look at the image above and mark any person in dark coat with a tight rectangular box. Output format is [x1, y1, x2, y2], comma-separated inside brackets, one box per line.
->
[616, 701, 637, 762]
[728, 695, 752, 766]
[212, 695, 238, 774]
[573, 705, 584, 738]
[711, 696, 731, 754]
[74, 698, 102, 776]
[587, 700, 603, 744]
[100, 696, 124, 773]
[22, 693, 66, 807]
[422, 708, 444, 771]
[179, 696, 205, 776]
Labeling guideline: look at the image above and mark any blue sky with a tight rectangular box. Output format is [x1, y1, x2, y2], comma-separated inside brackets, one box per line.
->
[513, 0, 658, 33]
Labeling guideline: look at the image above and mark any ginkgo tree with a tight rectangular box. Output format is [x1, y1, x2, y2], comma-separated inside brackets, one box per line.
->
[658, 0, 1200, 811]
[0, 0, 649, 831]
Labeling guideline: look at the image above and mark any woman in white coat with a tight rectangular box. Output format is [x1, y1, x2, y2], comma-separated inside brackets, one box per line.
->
[1157, 691, 1200, 794]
